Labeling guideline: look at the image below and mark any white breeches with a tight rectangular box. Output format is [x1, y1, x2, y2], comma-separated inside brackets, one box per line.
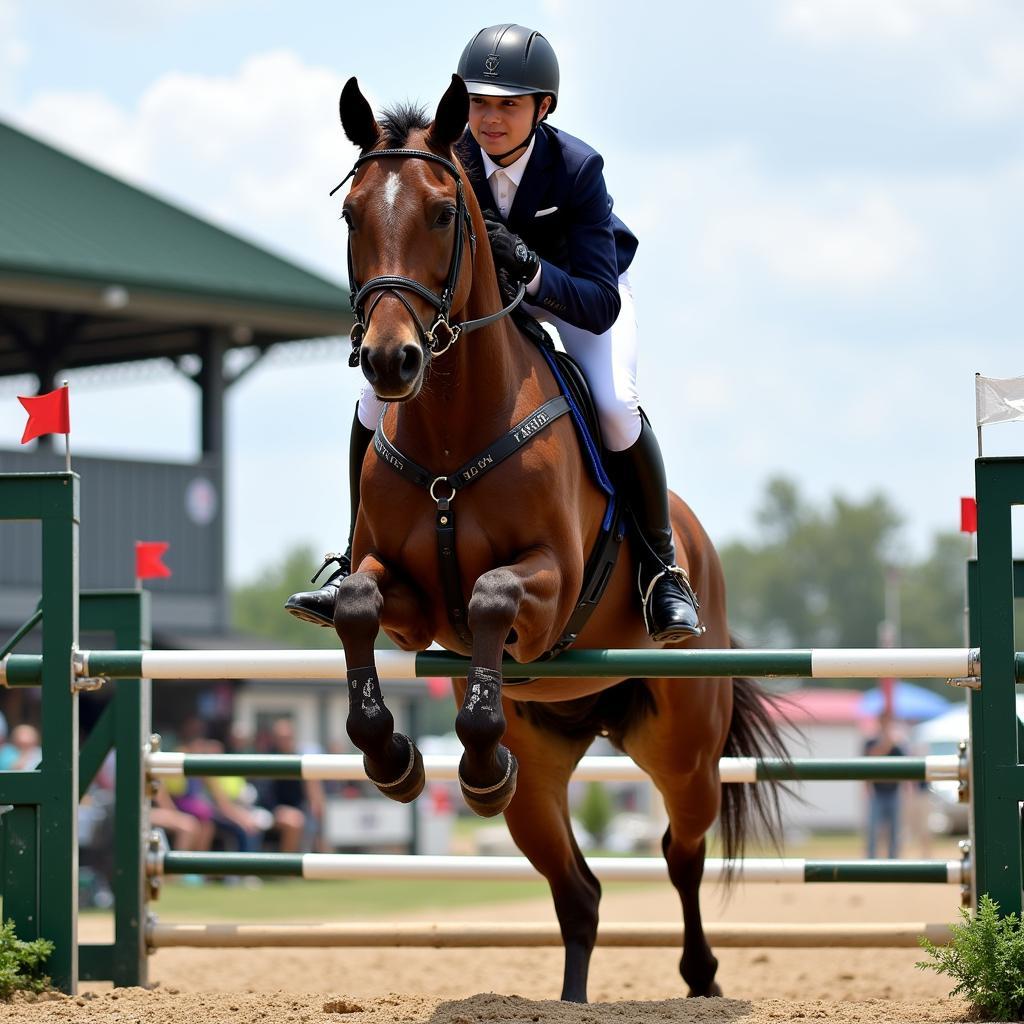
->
[358, 272, 642, 453]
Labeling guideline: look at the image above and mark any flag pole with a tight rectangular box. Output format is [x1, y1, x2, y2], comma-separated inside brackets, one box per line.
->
[61, 379, 71, 472]
[975, 373, 983, 457]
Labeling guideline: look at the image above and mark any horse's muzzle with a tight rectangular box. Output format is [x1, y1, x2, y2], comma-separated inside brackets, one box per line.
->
[361, 340, 424, 401]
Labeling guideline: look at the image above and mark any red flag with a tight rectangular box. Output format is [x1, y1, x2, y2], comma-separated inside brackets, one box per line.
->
[960, 497, 977, 534]
[426, 677, 451, 699]
[18, 386, 70, 444]
[135, 541, 172, 579]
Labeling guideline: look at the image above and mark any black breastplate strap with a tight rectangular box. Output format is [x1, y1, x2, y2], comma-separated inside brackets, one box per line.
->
[374, 397, 570, 646]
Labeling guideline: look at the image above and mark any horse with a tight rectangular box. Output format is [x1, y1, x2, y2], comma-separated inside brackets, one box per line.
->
[329, 74, 788, 1003]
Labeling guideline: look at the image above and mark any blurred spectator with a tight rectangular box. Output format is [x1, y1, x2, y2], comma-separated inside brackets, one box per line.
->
[195, 737, 272, 853]
[0, 724, 42, 770]
[151, 783, 213, 851]
[262, 718, 324, 853]
[864, 709, 905, 859]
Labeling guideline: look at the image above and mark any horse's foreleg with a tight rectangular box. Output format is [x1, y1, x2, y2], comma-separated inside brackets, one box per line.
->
[457, 554, 560, 816]
[333, 557, 424, 803]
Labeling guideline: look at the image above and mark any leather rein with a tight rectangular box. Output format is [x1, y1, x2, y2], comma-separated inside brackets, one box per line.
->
[332, 147, 525, 366]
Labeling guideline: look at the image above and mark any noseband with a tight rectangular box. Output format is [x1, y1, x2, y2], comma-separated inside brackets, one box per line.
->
[332, 148, 525, 367]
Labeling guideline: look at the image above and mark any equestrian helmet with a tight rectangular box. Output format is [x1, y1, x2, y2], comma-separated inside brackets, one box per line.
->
[458, 24, 559, 113]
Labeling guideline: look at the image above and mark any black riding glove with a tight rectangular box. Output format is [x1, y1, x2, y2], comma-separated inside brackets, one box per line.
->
[484, 216, 540, 284]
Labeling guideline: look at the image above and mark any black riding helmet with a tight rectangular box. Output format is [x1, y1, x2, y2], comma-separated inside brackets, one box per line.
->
[458, 24, 559, 162]
[458, 23, 560, 113]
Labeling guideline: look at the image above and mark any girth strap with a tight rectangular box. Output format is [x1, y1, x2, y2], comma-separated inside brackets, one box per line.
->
[374, 396, 572, 645]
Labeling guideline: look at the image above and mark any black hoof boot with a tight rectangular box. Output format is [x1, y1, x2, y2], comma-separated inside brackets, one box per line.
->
[459, 746, 518, 817]
[284, 552, 350, 626]
[364, 734, 425, 804]
[641, 565, 705, 642]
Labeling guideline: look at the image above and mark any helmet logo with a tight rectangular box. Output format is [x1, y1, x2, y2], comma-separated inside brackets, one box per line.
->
[483, 54, 501, 77]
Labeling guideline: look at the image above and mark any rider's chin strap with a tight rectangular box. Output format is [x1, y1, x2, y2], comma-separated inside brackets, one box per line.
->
[488, 124, 536, 164]
[486, 101, 546, 164]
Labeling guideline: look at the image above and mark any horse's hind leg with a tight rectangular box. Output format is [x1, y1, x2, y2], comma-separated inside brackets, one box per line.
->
[333, 557, 425, 802]
[498, 708, 599, 1003]
[623, 677, 731, 997]
[662, 829, 722, 997]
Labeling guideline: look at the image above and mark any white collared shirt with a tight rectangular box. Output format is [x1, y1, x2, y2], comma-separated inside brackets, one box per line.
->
[480, 136, 542, 295]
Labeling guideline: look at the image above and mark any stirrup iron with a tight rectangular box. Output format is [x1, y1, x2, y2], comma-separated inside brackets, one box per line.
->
[639, 564, 707, 638]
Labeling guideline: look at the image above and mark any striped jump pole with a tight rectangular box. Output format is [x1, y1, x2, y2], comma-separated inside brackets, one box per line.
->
[146, 920, 954, 950]
[150, 851, 966, 885]
[4, 646, 1021, 685]
[147, 750, 965, 784]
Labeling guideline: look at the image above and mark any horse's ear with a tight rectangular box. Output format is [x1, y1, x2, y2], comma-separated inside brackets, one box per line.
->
[339, 77, 380, 151]
[428, 74, 469, 150]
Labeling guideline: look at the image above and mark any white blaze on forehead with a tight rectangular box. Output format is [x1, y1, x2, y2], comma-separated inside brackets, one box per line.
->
[382, 171, 401, 211]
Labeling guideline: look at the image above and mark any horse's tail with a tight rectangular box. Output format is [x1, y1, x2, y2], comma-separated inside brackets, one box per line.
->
[718, 633, 794, 879]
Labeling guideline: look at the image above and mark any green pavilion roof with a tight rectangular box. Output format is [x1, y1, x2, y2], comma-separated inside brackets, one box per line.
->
[0, 119, 350, 363]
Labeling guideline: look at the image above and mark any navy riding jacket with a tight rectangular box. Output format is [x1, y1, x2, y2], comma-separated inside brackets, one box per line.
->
[456, 124, 639, 336]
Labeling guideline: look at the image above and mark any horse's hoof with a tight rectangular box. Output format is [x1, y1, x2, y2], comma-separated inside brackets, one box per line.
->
[686, 982, 723, 998]
[364, 734, 425, 803]
[459, 747, 518, 817]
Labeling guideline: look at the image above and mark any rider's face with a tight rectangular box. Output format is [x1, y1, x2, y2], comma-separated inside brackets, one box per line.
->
[468, 93, 551, 164]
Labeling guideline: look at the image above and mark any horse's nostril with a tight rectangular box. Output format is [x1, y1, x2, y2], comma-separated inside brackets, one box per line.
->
[399, 344, 423, 383]
[360, 346, 376, 384]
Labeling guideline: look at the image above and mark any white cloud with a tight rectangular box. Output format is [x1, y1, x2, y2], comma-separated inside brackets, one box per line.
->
[14, 50, 360, 280]
[619, 147, 925, 298]
[702, 192, 924, 293]
[0, 0, 29, 103]
[955, 37, 1024, 117]
[781, 0, 970, 41]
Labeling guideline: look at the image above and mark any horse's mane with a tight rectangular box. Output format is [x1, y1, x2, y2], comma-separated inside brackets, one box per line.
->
[379, 102, 431, 147]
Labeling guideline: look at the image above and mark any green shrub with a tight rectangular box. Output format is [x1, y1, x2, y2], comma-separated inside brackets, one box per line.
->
[0, 919, 54, 1000]
[576, 781, 614, 844]
[917, 894, 1024, 1021]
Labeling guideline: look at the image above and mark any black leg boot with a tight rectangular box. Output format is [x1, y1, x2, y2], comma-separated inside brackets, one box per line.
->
[608, 412, 705, 642]
[284, 405, 375, 626]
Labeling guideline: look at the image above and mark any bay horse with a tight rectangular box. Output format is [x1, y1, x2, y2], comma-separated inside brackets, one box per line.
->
[330, 74, 787, 1003]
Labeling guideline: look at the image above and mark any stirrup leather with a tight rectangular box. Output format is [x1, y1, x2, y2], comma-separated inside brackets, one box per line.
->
[311, 551, 349, 585]
[638, 564, 707, 638]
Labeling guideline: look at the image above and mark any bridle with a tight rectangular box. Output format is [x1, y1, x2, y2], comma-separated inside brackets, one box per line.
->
[331, 147, 525, 368]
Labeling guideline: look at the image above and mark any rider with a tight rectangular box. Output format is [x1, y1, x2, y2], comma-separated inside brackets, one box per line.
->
[285, 23, 702, 643]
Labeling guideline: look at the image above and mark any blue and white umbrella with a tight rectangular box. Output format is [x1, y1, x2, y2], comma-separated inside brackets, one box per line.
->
[858, 681, 952, 721]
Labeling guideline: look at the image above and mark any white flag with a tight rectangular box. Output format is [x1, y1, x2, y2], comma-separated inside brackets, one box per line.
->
[976, 375, 1024, 426]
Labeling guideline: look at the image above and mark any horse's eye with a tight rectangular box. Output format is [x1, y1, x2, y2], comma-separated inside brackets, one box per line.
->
[435, 206, 456, 228]
[341, 208, 355, 229]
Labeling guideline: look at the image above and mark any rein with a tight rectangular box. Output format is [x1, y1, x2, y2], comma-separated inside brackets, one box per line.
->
[332, 147, 525, 365]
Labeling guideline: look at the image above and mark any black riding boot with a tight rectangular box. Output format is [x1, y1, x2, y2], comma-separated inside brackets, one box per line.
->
[607, 412, 705, 642]
[284, 405, 375, 627]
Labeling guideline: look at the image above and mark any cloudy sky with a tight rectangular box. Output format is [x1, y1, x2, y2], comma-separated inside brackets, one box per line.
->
[1, 0, 1021, 583]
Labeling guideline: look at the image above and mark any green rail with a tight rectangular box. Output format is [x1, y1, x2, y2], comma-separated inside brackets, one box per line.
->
[6, 648, 1024, 684]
